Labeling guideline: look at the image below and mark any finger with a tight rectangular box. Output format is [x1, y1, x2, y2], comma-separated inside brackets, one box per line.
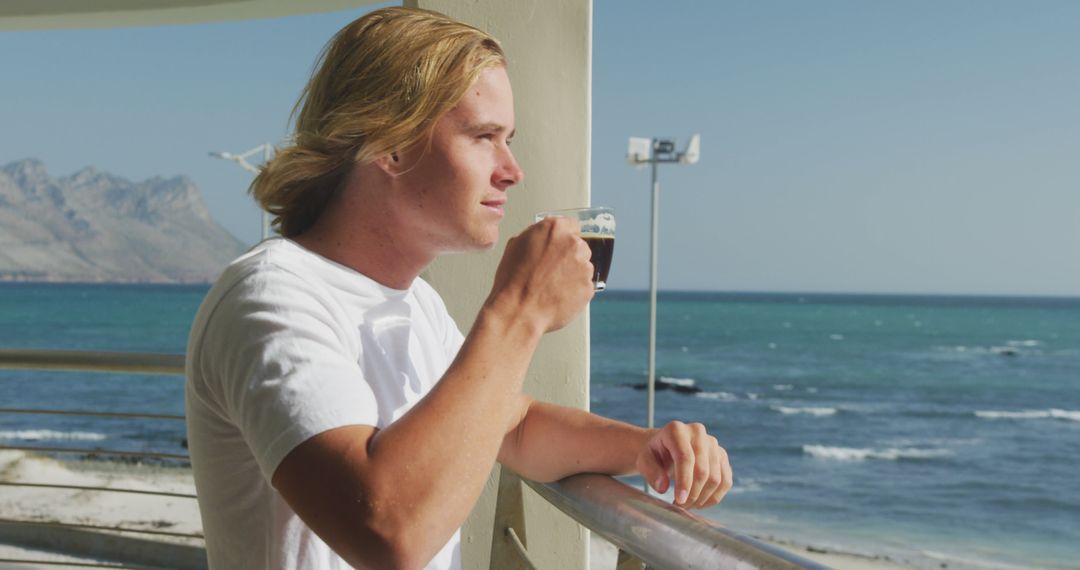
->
[663, 422, 695, 506]
[701, 445, 732, 508]
[684, 424, 710, 507]
[698, 440, 725, 509]
[577, 237, 592, 261]
[551, 215, 579, 236]
[717, 445, 733, 502]
[636, 444, 670, 495]
[563, 216, 582, 236]
[693, 438, 723, 509]
[532, 216, 556, 233]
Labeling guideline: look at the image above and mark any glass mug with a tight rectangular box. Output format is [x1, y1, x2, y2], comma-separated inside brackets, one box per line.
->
[535, 207, 615, 291]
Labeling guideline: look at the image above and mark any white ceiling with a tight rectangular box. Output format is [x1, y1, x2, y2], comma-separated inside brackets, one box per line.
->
[0, 0, 379, 31]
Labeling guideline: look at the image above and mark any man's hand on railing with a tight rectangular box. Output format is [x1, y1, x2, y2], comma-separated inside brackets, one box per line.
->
[635, 420, 732, 509]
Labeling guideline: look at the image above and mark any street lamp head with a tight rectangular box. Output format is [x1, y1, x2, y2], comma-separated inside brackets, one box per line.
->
[627, 137, 651, 165]
[209, 151, 232, 159]
[627, 135, 701, 166]
[678, 134, 701, 165]
[653, 139, 676, 157]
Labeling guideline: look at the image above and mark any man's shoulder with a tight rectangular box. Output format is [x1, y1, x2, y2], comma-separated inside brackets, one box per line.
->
[211, 240, 312, 296]
[194, 239, 336, 331]
[410, 276, 452, 315]
[410, 275, 441, 300]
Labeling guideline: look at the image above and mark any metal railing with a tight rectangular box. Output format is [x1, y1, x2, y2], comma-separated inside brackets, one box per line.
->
[0, 348, 202, 570]
[2, 348, 826, 569]
[0, 349, 185, 375]
[490, 467, 828, 569]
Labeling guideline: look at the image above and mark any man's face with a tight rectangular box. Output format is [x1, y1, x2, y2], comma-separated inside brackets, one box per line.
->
[391, 65, 523, 256]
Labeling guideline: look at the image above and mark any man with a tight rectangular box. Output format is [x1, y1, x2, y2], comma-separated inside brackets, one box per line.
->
[185, 7, 731, 570]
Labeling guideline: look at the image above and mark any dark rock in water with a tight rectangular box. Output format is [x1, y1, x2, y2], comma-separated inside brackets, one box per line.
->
[625, 378, 702, 394]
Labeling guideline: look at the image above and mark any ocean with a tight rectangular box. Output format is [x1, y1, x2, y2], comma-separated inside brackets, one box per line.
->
[1, 283, 1078, 569]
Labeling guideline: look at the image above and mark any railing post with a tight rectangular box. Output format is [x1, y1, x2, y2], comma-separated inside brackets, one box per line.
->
[489, 466, 533, 570]
[616, 549, 647, 570]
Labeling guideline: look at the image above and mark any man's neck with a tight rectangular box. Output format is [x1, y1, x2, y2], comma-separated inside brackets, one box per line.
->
[293, 186, 434, 291]
[294, 224, 433, 290]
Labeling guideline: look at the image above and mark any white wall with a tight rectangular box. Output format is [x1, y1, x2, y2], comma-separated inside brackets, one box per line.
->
[0, 0, 373, 30]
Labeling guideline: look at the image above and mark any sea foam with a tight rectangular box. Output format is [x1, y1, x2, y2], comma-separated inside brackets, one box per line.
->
[773, 406, 837, 416]
[0, 430, 107, 441]
[803, 445, 952, 461]
[696, 391, 737, 401]
[659, 376, 696, 388]
[975, 409, 1080, 422]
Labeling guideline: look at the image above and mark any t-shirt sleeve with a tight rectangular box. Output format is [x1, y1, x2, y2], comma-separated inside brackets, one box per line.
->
[197, 269, 378, 481]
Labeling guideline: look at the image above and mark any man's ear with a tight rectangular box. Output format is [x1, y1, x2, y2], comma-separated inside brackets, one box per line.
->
[374, 152, 403, 177]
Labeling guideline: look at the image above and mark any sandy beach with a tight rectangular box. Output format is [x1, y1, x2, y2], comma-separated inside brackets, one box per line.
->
[0, 450, 202, 568]
[0, 450, 200, 536]
[588, 530, 916, 570]
[752, 538, 915, 570]
[1, 450, 916, 569]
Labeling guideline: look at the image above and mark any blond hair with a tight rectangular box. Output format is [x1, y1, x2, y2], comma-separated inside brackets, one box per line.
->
[251, 7, 506, 237]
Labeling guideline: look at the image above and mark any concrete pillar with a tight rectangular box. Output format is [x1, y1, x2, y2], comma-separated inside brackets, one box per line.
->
[408, 1, 593, 569]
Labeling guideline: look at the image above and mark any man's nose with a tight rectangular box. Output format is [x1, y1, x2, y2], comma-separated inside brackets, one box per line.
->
[494, 147, 524, 189]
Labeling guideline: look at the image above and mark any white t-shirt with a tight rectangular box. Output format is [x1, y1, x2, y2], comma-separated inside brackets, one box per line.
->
[185, 238, 465, 570]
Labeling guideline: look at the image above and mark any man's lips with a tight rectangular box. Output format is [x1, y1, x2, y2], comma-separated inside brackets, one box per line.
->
[481, 199, 506, 213]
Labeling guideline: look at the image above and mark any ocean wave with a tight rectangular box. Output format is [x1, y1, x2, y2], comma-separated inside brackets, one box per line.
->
[803, 445, 952, 461]
[696, 391, 737, 401]
[0, 430, 107, 441]
[1005, 339, 1042, 348]
[772, 384, 794, 391]
[885, 436, 984, 448]
[933, 343, 1044, 358]
[659, 376, 696, 388]
[975, 409, 1080, 422]
[728, 478, 763, 494]
[773, 406, 837, 417]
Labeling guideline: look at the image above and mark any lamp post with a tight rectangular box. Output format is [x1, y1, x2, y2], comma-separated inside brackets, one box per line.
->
[209, 143, 274, 241]
[627, 135, 700, 434]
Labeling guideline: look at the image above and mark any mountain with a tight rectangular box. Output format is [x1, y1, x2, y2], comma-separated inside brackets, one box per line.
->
[0, 158, 248, 283]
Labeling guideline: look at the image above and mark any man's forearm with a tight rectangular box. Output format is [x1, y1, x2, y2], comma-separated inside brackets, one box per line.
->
[365, 308, 541, 524]
[499, 398, 653, 482]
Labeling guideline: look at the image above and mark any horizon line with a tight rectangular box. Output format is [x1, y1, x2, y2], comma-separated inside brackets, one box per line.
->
[601, 288, 1080, 301]
[3, 281, 1078, 301]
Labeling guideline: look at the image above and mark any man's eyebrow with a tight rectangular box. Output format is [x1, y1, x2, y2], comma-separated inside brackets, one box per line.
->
[468, 122, 515, 138]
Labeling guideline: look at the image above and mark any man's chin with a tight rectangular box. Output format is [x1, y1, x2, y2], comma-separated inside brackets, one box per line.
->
[442, 232, 499, 255]
[475, 227, 501, 251]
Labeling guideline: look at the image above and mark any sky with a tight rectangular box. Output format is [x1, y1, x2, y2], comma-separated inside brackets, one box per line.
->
[1, 1, 1078, 296]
